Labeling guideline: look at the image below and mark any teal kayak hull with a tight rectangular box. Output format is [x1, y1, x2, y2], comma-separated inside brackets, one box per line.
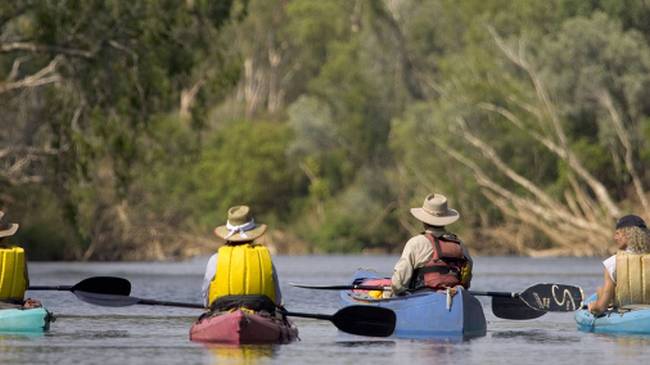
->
[575, 294, 650, 334]
[0, 307, 52, 332]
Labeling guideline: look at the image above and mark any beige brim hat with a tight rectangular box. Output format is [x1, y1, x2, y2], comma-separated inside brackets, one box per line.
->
[0, 211, 19, 238]
[214, 224, 267, 242]
[410, 207, 459, 226]
[410, 193, 460, 226]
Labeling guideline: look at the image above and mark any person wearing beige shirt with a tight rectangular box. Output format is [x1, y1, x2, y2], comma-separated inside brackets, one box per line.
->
[387, 194, 473, 297]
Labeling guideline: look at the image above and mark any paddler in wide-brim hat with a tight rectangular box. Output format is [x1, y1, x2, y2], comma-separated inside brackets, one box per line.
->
[201, 205, 282, 310]
[385, 193, 473, 298]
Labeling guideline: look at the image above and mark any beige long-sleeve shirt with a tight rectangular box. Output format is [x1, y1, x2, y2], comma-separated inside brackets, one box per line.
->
[390, 228, 472, 295]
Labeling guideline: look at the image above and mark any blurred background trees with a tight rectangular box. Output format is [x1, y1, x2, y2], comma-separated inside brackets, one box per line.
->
[1, 0, 649, 259]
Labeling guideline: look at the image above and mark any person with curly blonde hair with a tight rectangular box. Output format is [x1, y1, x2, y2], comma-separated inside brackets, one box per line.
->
[623, 225, 650, 254]
[588, 215, 650, 315]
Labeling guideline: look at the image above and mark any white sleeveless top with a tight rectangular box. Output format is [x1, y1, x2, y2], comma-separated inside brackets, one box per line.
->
[602, 249, 634, 283]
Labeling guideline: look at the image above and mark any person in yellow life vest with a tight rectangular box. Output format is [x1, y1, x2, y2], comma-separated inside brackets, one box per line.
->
[201, 205, 282, 310]
[384, 194, 473, 298]
[588, 214, 650, 315]
[0, 210, 41, 309]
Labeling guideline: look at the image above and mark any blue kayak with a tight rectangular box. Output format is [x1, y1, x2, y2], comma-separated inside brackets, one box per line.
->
[339, 270, 486, 340]
[575, 294, 650, 334]
[0, 307, 53, 332]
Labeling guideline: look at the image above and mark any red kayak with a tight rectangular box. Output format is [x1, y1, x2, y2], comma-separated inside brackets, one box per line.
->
[189, 309, 299, 344]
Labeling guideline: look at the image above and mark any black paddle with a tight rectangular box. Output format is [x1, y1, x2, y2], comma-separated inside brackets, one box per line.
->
[290, 282, 584, 319]
[281, 305, 396, 337]
[491, 296, 545, 320]
[71, 291, 396, 337]
[470, 283, 584, 313]
[28, 276, 132, 296]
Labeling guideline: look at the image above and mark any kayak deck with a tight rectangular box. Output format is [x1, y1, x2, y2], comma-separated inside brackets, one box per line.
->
[190, 308, 298, 344]
[0, 306, 53, 332]
[576, 294, 650, 334]
[340, 270, 486, 340]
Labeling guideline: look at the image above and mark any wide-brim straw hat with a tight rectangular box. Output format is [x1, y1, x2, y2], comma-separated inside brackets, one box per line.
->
[410, 193, 460, 226]
[214, 205, 267, 242]
[0, 211, 19, 238]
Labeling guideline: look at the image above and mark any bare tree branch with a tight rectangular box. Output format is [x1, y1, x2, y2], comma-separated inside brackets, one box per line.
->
[430, 133, 610, 255]
[487, 27, 621, 218]
[0, 57, 61, 94]
[0, 41, 95, 59]
[456, 117, 567, 213]
[180, 79, 205, 120]
[597, 90, 650, 217]
[7, 56, 28, 81]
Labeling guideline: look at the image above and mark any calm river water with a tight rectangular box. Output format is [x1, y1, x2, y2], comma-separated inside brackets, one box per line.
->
[1, 255, 649, 364]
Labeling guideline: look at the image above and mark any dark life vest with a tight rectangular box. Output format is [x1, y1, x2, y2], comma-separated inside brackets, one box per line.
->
[410, 233, 467, 290]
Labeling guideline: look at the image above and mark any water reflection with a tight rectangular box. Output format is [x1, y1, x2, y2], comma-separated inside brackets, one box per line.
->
[410, 340, 465, 356]
[491, 329, 581, 343]
[0, 332, 45, 341]
[70, 329, 130, 338]
[336, 340, 396, 348]
[0, 332, 45, 357]
[593, 332, 650, 345]
[205, 344, 276, 365]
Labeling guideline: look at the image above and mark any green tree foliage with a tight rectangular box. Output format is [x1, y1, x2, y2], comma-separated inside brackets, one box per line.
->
[2, 0, 243, 259]
[172, 120, 303, 229]
[4, 0, 650, 259]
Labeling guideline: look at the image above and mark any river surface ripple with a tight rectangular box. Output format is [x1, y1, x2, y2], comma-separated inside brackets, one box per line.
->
[1, 255, 649, 364]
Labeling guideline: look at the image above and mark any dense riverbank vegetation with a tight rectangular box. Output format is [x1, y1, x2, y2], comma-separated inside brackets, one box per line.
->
[2, 0, 650, 260]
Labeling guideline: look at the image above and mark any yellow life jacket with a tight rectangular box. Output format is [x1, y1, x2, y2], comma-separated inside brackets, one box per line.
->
[207, 243, 276, 307]
[0, 247, 28, 302]
[615, 252, 650, 306]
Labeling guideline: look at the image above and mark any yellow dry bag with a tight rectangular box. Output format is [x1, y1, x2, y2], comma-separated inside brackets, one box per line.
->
[615, 252, 650, 306]
[208, 243, 276, 307]
[0, 247, 28, 302]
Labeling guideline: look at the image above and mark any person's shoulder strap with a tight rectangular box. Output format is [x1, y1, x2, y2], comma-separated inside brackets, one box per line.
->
[424, 232, 443, 256]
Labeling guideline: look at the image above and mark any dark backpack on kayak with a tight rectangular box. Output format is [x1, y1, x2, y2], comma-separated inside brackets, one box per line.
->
[209, 294, 279, 313]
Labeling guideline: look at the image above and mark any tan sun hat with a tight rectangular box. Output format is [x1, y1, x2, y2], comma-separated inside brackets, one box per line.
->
[410, 193, 460, 226]
[214, 205, 267, 242]
[0, 211, 19, 238]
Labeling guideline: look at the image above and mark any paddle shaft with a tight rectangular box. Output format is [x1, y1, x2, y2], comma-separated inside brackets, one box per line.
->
[293, 283, 519, 298]
[291, 284, 390, 291]
[108, 300, 372, 324]
[467, 290, 517, 298]
[283, 311, 332, 321]
[135, 298, 204, 309]
[77, 296, 368, 319]
[29, 285, 73, 291]
[115, 299, 362, 319]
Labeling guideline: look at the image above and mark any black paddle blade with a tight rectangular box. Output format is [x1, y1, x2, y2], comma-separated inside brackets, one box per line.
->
[73, 291, 141, 307]
[492, 296, 546, 320]
[332, 305, 396, 337]
[73, 276, 132, 296]
[519, 284, 584, 312]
